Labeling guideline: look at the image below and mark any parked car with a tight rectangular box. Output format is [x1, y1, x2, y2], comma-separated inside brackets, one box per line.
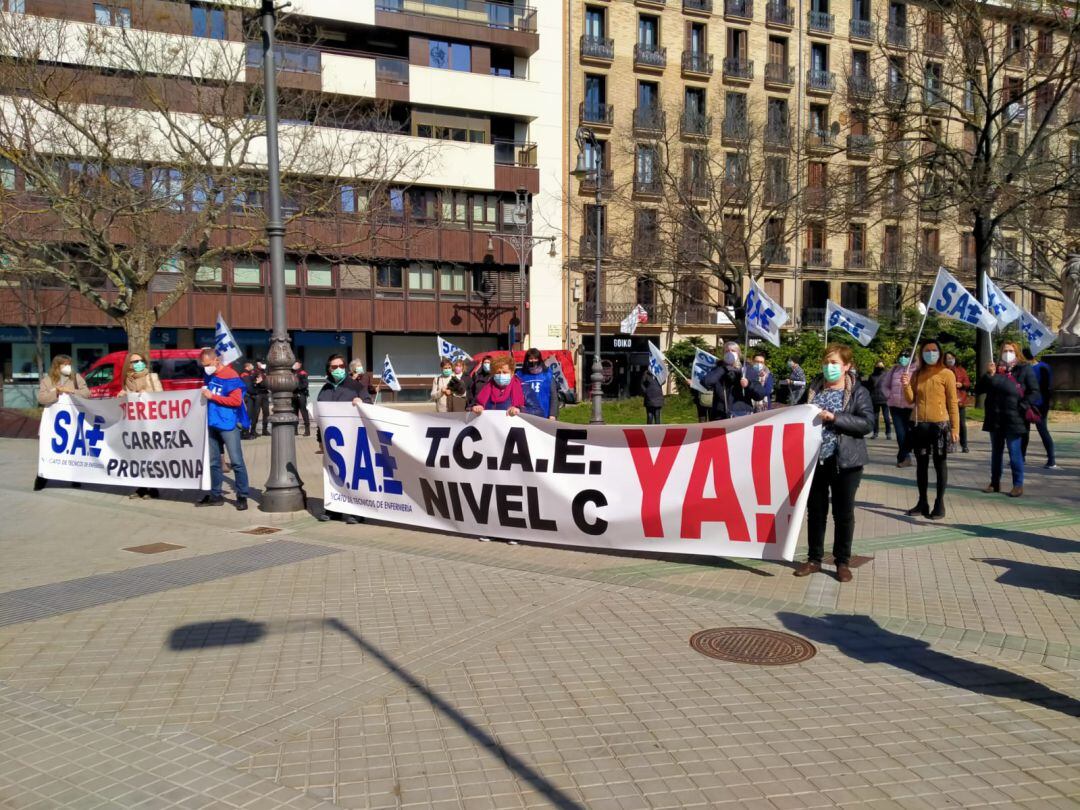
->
[468, 349, 578, 403]
[82, 349, 204, 398]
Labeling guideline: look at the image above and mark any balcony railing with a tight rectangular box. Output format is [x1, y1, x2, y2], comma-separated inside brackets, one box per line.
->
[725, 0, 753, 19]
[494, 140, 537, 167]
[682, 51, 714, 75]
[764, 123, 792, 149]
[808, 10, 834, 33]
[633, 106, 666, 134]
[845, 249, 868, 268]
[722, 180, 750, 202]
[634, 175, 662, 196]
[846, 133, 874, 156]
[580, 101, 614, 126]
[849, 18, 872, 39]
[634, 43, 667, 68]
[803, 248, 832, 267]
[807, 69, 835, 92]
[1035, 52, 1055, 72]
[847, 74, 875, 100]
[580, 169, 614, 192]
[681, 111, 712, 137]
[881, 193, 906, 215]
[880, 252, 904, 272]
[920, 201, 943, 221]
[805, 128, 835, 152]
[580, 35, 615, 61]
[764, 181, 790, 205]
[721, 116, 750, 143]
[578, 234, 614, 256]
[766, 2, 793, 25]
[762, 245, 790, 265]
[918, 251, 944, 272]
[681, 178, 709, 199]
[764, 61, 794, 86]
[886, 23, 909, 48]
[801, 308, 826, 327]
[992, 256, 1021, 278]
[374, 0, 538, 33]
[723, 57, 754, 81]
[925, 32, 945, 53]
[684, 0, 713, 11]
[885, 81, 908, 104]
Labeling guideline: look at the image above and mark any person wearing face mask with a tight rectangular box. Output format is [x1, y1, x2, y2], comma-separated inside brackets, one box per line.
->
[468, 357, 494, 408]
[197, 347, 250, 511]
[291, 360, 310, 437]
[472, 355, 525, 415]
[431, 357, 463, 413]
[868, 361, 892, 440]
[240, 362, 257, 440]
[251, 361, 271, 437]
[901, 341, 960, 519]
[117, 352, 164, 499]
[750, 353, 773, 412]
[795, 344, 874, 583]
[516, 348, 559, 420]
[700, 341, 766, 420]
[1020, 348, 1057, 469]
[348, 360, 379, 404]
[640, 364, 665, 424]
[314, 354, 362, 523]
[782, 359, 806, 405]
[882, 350, 917, 467]
[34, 354, 91, 491]
[977, 341, 1039, 497]
[943, 352, 972, 453]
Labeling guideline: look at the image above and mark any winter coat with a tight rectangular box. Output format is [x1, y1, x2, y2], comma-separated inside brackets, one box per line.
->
[701, 362, 766, 420]
[122, 371, 163, 394]
[467, 368, 492, 407]
[640, 370, 664, 409]
[205, 366, 249, 432]
[950, 364, 973, 408]
[808, 371, 874, 470]
[904, 364, 960, 435]
[37, 372, 91, 405]
[883, 363, 918, 409]
[517, 365, 559, 418]
[318, 377, 362, 404]
[293, 369, 309, 396]
[351, 372, 378, 404]
[868, 370, 889, 405]
[431, 374, 467, 413]
[977, 363, 1039, 440]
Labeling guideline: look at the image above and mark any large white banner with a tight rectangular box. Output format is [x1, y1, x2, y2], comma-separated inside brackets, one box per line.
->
[38, 391, 210, 490]
[317, 404, 823, 561]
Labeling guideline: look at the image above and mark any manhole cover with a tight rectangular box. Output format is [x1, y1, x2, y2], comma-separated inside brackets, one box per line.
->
[690, 628, 816, 666]
[240, 526, 281, 536]
[123, 542, 185, 554]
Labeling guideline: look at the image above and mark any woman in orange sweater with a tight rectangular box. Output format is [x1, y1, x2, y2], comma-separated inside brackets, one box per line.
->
[902, 340, 960, 519]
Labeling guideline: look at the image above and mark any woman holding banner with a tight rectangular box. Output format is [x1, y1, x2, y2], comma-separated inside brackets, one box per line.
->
[902, 341, 959, 520]
[34, 355, 91, 491]
[795, 344, 874, 583]
[977, 340, 1038, 498]
[117, 352, 164, 500]
[472, 355, 524, 415]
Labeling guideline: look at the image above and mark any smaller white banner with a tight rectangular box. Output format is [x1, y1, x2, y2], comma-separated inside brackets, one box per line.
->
[928, 267, 997, 332]
[647, 341, 668, 385]
[382, 354, 402, 392]
[1018, 309, 1056, 356]
[981, 277, 1022, 331]
[690, 348, 719, 393]
[745, 277, 789, 347]
[620, 305, 648, 335]
[825, 300, 879, 346]
[436, 335, 472, 361]
[38, 390, 209, 489]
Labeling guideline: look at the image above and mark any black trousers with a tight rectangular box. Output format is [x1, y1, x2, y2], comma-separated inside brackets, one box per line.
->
[872, 403, 892, 437]
[914, 443, 948, 507]
[253, 393, 270, 433]
[958, 406, 968, 450]
[645, 406, 662, 424]
[806, 455, 863, 565]
[293, 394, 310, 431]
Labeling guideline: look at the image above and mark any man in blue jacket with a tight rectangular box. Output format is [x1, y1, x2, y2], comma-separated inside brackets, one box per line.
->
[197, 347, 251, 510]
[516, 348, 559, 419]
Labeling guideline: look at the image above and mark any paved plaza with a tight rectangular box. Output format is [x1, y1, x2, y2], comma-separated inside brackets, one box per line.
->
[0, 420, 1078, 809]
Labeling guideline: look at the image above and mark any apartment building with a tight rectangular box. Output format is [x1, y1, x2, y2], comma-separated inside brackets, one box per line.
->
[0, 0, 563, 397]
[565, 0, 1075, 396]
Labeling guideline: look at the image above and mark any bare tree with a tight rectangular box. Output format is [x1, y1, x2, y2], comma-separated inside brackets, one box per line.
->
[864, 0, 1080, 364]
[0, 259, 68, 376]
[0, 5, 433, 356]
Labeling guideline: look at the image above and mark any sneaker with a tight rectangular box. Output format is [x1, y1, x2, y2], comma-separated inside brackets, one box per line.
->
[793, 561, 821, 577]
[343, 514, 359, 525]
[235, 497, 248, 511]
[196, 495, 224, 507]
[1045, 463, 1060, 470]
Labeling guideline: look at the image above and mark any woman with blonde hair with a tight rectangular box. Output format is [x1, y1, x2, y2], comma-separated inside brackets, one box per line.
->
[118, 352, 164, 499]
[34, 354, 91, 491]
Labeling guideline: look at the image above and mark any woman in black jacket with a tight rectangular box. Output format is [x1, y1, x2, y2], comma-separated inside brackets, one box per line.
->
[976, 340, 1038, 498]
[794, 344, 875, 583]
[640, 368, 665, 424]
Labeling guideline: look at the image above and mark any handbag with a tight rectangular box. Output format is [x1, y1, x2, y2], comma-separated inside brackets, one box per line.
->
[1006, 372, 1041, 424]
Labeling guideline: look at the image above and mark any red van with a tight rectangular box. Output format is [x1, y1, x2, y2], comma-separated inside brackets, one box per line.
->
[83, 349, 205, 398]
[469, 349, 578, 403]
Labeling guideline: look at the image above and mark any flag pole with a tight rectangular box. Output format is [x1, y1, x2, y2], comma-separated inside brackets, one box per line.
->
[909, 301, 930, 362]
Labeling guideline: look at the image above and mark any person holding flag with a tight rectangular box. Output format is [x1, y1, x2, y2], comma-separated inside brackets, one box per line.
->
[197, 346, 250, 511]
[901, 340, 960, 520]
[640, 340, 668, 424]
[701, 341, 766, 420]
[944, 352, 972, 453]
[976, 340, 1039, 498]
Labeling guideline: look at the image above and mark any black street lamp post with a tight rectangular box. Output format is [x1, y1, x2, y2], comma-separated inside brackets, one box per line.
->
[570, 126, 604, 425]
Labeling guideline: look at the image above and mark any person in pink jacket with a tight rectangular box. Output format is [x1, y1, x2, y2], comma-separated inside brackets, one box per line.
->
[471, 355, 525, 415]
[880, 350, 918, 467]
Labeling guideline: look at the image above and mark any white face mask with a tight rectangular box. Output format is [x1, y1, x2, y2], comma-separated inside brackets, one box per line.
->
[203, 364, 217, 376]
[60, 364, 72, 377]
[1001, 351, 1016, 365]
[724, 351, 739, 365]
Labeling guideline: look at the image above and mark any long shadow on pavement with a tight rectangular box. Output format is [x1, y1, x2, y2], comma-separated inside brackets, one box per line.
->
[776, 613, 1080, 720]
[976, 558, 1080, 600]
[166, 617, 586, 810]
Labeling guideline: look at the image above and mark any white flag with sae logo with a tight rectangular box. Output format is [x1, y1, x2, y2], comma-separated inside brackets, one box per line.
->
[927, 267, 997, 332]
[214, 313, 241, 365]
[980, 277, 1021, 331]
[381, 354, 402, 392]
[436, 335, 472, 361]
[825, 300, 879, 346]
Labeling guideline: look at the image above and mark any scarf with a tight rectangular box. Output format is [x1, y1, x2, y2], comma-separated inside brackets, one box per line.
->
[125, 368, 155, 393]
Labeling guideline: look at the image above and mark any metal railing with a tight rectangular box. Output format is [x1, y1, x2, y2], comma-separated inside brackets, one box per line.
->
[846, 134, 874, 155]
[580, 35, 614, 60]
[580, 101, 614, 125]
[374, 0, 538, 33]
[633, 106, 666, 134]
[804, 184, 829, 208]
[845, 249, 868, 268]
[723, 57, 754, 80]
[849, 18, 872, 39]
[803, 248, 832, 267]
[886, 23, 909, 48]
[881, 194, 906, 215]
[722, 116, 750, 142]
[634, 43, 667, 68]
[766, 2, 793, 24]
[925, 32, 945, 53]
[633, 175, 662, 196]
[808, 10, 834, 33]
[880, 251, 905, 272]
[762, 245, 790, 265]
[807, 69, 835, 92]
[684, 0, 713, 10]
[847, 74, 874, 99]
[725, 0, 753, 18]
[579, 169, 614, 192]
[764, 180, 790, 204]
[764, 62, 794, 85]
[681, 112, 712, 137]
[885, 81, 908, 104]
[764, 123, 793, 148]
[578, 234, 614, 256]
[806, 128, 835, 151]
[493, 140, 537, 167]
[682, 51, 714, 74]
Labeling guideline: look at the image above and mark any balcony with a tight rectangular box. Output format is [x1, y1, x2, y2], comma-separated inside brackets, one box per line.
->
[992, 256, 1022, 279]
[849, 18, 872, 40]
[1035, 52, 1055, 72]
[807, 69, 835, 93]
[762, 245, 790, 265]
[885, 81, 908, 105]
[633, 106, 666, 135]
[801, 307, 826, 327]
[580, 35, 615, 62]
[766, 2, 793, 25]
[848, 190, 872, 212]
[881, 193, 906, 216]
[681, 111, 712, 138]
[374, 0, 538, 33]
[494, 140, 537, 167]
[925, 32, 945, 54]
[580, 169, 614, 193]
[677, 236, 709, 261]
[722, 179, 750, 203]
[579, 234, 614, 257]
[636, 0, 667, 6]
[919, 201, 943, 221]
[764, 61, 794, 87]
[764, 123, 792, 149]
[923, 89, 947, 111]
[634, 43, 668, 69]
[805, 128, 835, 153]
[845, 249, 868, 269]
[723, 56, 754, 81]
[580, 101, 614, 127]
[1006, 48, 1028, 69]
[633, 175, 662, 196]
[846, 133, 874, 157]
[804, 184, 829, 210]
[880, 252, 905, 273]
[681, 177, 709, 200]
[808, 10, 834, 34]
[684, 0, 713, 12]
[886, 23, 909, 48]
[803, 248, 832, 267]
[959, 256, 976, 275]
[725, 0, 753, 20]
[721, 116, 750, 143]
[375, 55, 409, 84]
[764, 180, 790, 205]
[847, 74, 875, 101]
[918, 251, 944, 273]
[682, 51, 714, 76]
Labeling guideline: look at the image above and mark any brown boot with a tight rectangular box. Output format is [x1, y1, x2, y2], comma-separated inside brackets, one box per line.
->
[982, 483, 1000, 493]
[835, 564, 853, 583]
[1008, 486, 1023, 498]
[793, 560, 821, 577]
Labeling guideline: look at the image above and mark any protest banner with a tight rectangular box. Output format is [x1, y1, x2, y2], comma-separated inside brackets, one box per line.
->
[927, 267, 998, 332]
[317, 403, 823, 561]
[981, 277, 1021, 331]
[38, 390, 209, 489]
[689, 347, 719, 393]
[1018, 309, 1056, 355]
[825, 300, 879, 346]
[745, 277, 788, 347]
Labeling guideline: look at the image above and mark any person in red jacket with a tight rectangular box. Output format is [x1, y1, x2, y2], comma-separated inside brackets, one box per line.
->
[944, 351, 972, 453]
[471, 355, 525, 415]
[198, 347, 250, 510]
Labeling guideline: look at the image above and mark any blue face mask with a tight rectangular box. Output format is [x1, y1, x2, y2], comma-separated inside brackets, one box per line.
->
[494, 373, 512, 387]
[132, 361, 146, 373]
[752, 363, 764, 373]
[923, 350, 940, 365]
[330, 368, 346, 382]
[898, 356, 911, 367]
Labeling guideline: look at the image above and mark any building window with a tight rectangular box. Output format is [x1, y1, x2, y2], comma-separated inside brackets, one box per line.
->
[636, 145, 658, 185]
[408, 263, 436, 292]
[232, 261, 261, 286]
[441, 191, 468, 226]
[376, 265, 403, 289]
[638, 15, 659, 48]
[584, 6, 605, 38]
[2, 0, 25, 13]
[151, 168, 184, 210]
[306, 261, 332, 287]
[0, 158, 14, 190]
[195, 264, 223, 283]
[441, 265, 467, 293]
[429, 40, 471, 72]
[340, 185, 368, 214]
[94, 3, 131, 27]
[191, 4, 225, 39]
[473, 194, 499, 229]
[410, 189, 438, 222]
[388, 188, 405, 220]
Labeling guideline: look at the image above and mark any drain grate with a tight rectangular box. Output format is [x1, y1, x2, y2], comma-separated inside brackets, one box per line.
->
[690, 627, 816, 666]
[124, 543, 185, 555]
[239, 526, 281, 536]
